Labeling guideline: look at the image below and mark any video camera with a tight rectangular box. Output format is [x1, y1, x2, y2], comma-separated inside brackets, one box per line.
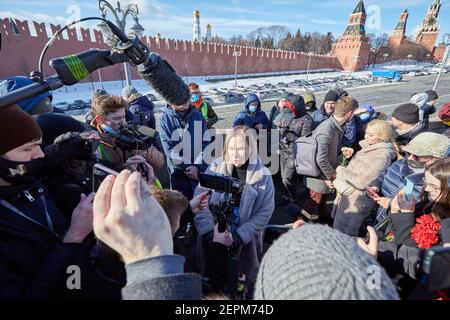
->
[113, 123, 155, 152]
[418, 246, 450, 292]
[199, 173, 245, 233]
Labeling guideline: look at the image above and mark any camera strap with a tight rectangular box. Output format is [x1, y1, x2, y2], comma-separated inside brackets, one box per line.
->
[232, 206, 240, 234]
[0, 195, 58, 238]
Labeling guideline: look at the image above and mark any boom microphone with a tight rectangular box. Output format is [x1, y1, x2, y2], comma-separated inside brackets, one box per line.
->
[138, 53, 190, 106]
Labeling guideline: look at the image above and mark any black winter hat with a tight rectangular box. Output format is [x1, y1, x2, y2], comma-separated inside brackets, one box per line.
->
[0, 105, 43, 155]
[392, 103, 420, 125]
[36, 113, 87, 146]
[333, 88, 348, 97]
[425, 90, 439, 101]
[323, 90, 340, 104]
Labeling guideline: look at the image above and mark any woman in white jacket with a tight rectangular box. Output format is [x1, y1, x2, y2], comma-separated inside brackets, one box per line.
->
[332, 120, 398, 237]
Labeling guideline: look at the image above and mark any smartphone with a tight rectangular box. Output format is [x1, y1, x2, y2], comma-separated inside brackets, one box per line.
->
[262, 225, 291, 248]
[92, 163, 119, 192]
[404, 177, 415, 202]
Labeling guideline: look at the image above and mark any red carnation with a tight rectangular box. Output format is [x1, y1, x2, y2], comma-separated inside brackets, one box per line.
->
[410, 215, 441, 249]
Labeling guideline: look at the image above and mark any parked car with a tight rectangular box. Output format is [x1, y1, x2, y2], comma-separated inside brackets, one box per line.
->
[218, 92, 245, 104]
[203, 96, 215, 106]
[144, 92, 158, 101]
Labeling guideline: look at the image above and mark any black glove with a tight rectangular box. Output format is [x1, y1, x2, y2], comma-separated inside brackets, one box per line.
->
[45, 132, 95, 163]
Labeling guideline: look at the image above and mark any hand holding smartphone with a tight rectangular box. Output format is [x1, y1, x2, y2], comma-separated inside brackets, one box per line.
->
[404, 177, 414, 202]
[93, 163, 119, 193]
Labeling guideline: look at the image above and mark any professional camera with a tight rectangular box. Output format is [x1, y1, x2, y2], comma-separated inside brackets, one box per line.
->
[199, 173, 245, 233]
[113, 123, 155, 152]
[418, 246, 450, 292]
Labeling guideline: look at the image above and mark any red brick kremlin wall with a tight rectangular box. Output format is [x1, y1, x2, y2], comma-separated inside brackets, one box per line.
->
[0, 18, 341, 82]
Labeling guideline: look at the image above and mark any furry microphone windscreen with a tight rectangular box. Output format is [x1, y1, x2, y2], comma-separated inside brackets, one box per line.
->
[138, 54, 190, 106]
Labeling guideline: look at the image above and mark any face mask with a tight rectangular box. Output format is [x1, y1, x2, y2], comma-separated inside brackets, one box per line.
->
[0, 157, 43, 185]
[102, 124, 117, 135]
[191, 94, 200, 103]
[248, 103, 258, 113]
[408, 159, 426, 173]
[358, 112, 373, 124]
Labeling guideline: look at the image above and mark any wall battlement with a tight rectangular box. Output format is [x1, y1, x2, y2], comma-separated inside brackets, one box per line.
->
[0, 18, 340, 82]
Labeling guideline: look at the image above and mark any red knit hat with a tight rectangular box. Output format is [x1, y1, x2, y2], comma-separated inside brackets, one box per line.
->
[188, 82, 200, 92]
[439, 103, 450, 121]
[0, 105, 43, 155]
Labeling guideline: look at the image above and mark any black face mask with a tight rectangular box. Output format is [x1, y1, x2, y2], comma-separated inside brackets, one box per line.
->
[408, 159, 426, 171]
[0, 157, 43, 185]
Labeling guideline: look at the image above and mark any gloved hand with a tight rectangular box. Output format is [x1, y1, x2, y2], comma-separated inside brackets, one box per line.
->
[45, 131, 99, 163]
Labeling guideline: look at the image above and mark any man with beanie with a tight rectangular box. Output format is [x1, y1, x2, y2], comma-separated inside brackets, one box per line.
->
[391, 103, 426, 150]
[254, 224, 399, 300]
[303, 96, 359, 222]
[274, 93, 313, 206]
[188, 83, 218, 129]
[303, 92, 317, 115]
[368, 132, 450, 224]
[0, 76, 53, 115]
[121, 86, 157, 130]
[312, 90, 358, 149]
[0, 105, 94, 299]
[311, 90, 340, 129]
[233, 93, 270, 131]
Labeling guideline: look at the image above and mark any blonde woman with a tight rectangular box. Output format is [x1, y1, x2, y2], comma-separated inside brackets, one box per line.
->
[332, 120, 398, 237]
[194, 126, 275, 298]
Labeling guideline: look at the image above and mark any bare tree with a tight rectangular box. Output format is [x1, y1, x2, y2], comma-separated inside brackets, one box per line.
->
[264, 25, 289, 49]
[229, 34, 251, 46]
[367, 33, 389, 67]
[209, 35, 227, 44]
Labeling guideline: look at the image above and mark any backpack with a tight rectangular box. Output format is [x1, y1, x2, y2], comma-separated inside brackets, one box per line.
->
[293, 133, 321, 177]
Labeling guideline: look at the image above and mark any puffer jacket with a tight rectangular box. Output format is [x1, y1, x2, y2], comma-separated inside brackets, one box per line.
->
[159, 105, 208, 174]
[274, 97, 313, 159]
[128, 95, 156, 129]
[233, 93, 270, 130]
[371, 158, 424, 223]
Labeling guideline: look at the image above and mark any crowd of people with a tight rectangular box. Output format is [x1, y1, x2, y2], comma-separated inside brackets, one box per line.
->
[0, 72, 449, 300]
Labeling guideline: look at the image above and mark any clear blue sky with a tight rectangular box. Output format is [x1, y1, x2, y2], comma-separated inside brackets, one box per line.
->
[1, 0, 449, 42]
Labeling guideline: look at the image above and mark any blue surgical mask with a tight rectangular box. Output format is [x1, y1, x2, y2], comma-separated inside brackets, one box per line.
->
[191, 94, 200, 103]
[101, 123, 118, 136]
[358, 112, 373, 124]
[248, 104, 258, 113]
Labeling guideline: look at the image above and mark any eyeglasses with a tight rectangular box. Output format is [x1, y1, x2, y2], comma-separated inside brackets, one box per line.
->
[422, 178, 441, 191]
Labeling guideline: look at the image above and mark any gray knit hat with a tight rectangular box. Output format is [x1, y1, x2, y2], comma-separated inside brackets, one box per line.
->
[402, 132, 450, 159]
[254, 224, 400, 300]
[121, 85, 139, 99]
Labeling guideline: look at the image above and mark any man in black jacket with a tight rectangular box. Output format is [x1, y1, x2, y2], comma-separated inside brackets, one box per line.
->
[0, 105, 94, 299]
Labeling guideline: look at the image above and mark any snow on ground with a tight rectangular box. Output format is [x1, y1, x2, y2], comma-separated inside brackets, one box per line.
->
[52, 69, 371, 104]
